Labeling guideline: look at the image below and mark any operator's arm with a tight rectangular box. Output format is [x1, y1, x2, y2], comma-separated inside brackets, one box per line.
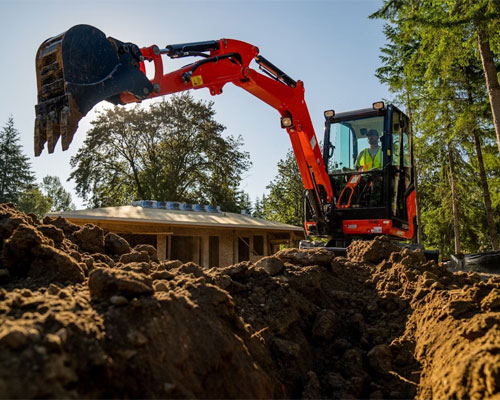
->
[354, 150, 363, 169]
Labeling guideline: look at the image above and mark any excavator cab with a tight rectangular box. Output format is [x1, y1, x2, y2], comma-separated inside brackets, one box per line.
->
[308, 102, 417, 242]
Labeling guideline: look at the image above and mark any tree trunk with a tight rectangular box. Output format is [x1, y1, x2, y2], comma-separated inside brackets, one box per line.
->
[477, 27, 500, 153]
[472, 129, 499, 250]
[405, 93, 422, 244]
[464, 77, 499, 250]
[448, 145, 461, 254]
[130, 162, 145, 200]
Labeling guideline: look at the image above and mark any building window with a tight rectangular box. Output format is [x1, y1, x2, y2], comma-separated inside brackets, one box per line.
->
[253, 235, 264, 256]
[209, 236, 219, 267]
[238, 236, 250, 262]
[171, 236, 195, 263]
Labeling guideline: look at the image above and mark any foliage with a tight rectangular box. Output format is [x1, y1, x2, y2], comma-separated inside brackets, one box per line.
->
[40, 176, 75, 212]
[70, 94, 251, 212]
[372, 0, 500, 257]
[17, 186, 52, 218]
[258, 150, 304, 226]
[252, 195, 266, 219]
[0, 117, 35, 203]
[236, 192, 253, 215]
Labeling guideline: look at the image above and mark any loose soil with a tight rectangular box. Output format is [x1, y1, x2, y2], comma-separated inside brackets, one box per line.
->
[0, 203, 499, 399]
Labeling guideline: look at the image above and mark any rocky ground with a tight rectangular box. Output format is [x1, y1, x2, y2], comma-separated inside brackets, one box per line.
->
[0, 203, 499, 399]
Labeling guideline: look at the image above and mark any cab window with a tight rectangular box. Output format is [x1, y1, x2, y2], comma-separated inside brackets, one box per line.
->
[327, 115, 384, 174]
[391, 111, 410, 168]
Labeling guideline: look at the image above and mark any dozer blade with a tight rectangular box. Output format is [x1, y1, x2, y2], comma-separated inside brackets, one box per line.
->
[34, 24, 153, 156]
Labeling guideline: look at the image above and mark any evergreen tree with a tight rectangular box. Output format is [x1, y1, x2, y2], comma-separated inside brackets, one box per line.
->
[253, 195, 266, 219]
[372, 1, 500, 256]
[235, 191, 252, 215]
[372, 0, 500, 152]
[40, 176, 75, 212]
[0, 117, 35, 203]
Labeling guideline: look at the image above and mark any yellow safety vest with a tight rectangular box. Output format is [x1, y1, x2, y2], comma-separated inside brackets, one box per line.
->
[359, 147, 382, 171]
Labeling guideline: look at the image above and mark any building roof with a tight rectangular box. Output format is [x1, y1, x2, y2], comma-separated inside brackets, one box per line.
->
[50, 205, 303, 232]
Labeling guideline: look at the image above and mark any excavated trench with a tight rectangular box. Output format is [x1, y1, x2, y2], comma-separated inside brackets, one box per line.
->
[0, 203, 499, 399]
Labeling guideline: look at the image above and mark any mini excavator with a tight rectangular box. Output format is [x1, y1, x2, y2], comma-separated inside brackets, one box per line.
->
[34, 24, 418, 246]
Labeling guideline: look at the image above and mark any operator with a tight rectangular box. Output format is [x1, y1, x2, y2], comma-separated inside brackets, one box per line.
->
[354, 129, 383, 206]
[355, 129, 382, 171]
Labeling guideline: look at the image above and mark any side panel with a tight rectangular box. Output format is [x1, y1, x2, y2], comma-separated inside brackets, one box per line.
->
[388, 189, 416, 239]
[342, 219, 393, 235]
[340, 189, 416, 239]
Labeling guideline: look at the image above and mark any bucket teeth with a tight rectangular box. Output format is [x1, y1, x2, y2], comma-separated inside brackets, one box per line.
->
[34, 95, 81, 155]
[46, 111, 57, 154]
[34, 116, 45, 157]
[59, 106, 70, 150]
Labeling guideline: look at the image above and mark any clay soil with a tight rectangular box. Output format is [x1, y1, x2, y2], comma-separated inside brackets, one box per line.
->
[0, 203, 499, 399]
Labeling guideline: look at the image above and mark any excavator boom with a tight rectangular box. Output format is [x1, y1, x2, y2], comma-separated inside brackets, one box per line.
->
[34, 24, 333, 228]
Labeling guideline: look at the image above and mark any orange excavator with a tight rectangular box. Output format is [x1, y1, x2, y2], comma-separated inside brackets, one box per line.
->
[34, 24, 418, 246]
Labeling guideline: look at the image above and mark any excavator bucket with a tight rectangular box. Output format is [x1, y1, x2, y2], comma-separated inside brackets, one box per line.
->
[34, 24, 153, 156]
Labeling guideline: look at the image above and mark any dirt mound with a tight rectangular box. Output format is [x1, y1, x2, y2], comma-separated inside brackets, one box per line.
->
[347, 235, 401, 264]
[0, 203, 499, 399]
[409, 282, 500, 399]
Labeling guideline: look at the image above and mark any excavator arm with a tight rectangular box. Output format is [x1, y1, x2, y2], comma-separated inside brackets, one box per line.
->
[35, 24, 333, 226]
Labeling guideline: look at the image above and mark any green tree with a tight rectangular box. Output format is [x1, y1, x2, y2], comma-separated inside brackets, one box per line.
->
[374, 21, 426, 243]
[372, 0, 500, 256]
[0, 116, 35, 203]
[372, 0, 500, 153]
[70, 93, 251, 212]
[262, 150, 304, 226]
[40, 176, 75, 212]
[253, 195, 266, 219]
[17, 186, 52, 217]
[235, 192, 252, 215]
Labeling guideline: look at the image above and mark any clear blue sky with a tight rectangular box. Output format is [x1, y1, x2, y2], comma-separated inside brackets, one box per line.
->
[0, 0, 392, 209]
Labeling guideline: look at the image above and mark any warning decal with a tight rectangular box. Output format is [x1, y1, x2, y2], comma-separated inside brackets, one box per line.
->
[191, 75, 204, 87]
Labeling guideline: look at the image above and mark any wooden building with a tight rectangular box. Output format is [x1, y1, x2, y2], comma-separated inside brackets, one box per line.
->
[51, 205, 304, 267]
